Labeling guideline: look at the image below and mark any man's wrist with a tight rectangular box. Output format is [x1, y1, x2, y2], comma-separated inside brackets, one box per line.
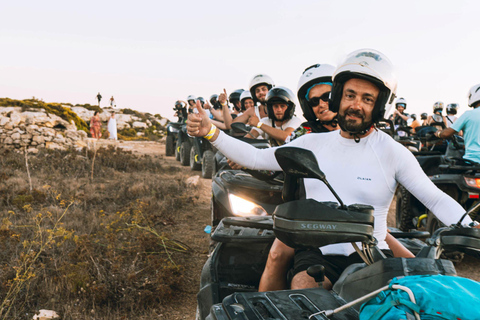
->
[257, 122, 263, 129]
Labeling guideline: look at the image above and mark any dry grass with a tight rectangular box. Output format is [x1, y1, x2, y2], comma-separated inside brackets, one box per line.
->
[0, 146, 200, 319]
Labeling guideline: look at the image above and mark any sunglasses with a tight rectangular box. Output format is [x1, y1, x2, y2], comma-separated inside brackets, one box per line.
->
[396, 103, 406, 108]
[307, 92, 331, 107]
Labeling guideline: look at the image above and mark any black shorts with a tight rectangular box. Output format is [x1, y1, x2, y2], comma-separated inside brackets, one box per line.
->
[292, 248, 393, 285]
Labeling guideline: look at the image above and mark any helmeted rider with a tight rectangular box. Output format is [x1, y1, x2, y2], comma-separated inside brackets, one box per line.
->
[186, 48, 477, 290]
[209, 94, 219, 109]
[186, 95, 196, 114]
[420, 112, 428, 126]
[388, 97, 410, 136]
[245, 86, 302, 146]
[174, 100, 187, 122]
[427, 101, 448, 129]
[409, 113, 421, 133]
[229, 89, 245, 115]
[435, 84, 480, 164]
[446, 103, 459, 127]
[232, 74, 275, 126]
[239, 90, 255, 111]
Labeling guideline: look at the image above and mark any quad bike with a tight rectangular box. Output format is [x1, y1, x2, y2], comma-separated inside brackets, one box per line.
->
[189, 136, 216, 179]
[165, 121, 183, 157]
[176, 123, 192, 165]
[395, 134, 480, 239]
[210, 123, 285, 226]
[196, 147, 480, 320]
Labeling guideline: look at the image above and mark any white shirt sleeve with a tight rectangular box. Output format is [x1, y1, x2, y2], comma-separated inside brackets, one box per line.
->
[393, 144, 472, 226]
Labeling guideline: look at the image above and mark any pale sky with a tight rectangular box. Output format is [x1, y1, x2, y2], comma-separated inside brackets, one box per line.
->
[1, 0, 479, 121]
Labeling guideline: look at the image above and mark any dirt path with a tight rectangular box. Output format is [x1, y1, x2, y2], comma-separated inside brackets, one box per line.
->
[121, 139, 478, 319]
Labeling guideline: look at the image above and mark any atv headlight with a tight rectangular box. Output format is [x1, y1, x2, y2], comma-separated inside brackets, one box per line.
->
[168, 126, 179, 133]
[228, 194, 268, 217]
[465, 177, 480, 189]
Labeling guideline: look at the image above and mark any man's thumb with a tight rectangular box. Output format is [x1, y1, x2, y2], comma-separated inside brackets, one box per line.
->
[195, 100, 205, 114]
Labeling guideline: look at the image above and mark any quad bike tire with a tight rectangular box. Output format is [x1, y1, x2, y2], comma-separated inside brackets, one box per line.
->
[190, 146, 201, 171]
[395, 185, 416, 231]
[175, 141, 181, 161]
[165, 135, 175, 156]
[202, 150, 215, 179]
[180, 140, 191, 166]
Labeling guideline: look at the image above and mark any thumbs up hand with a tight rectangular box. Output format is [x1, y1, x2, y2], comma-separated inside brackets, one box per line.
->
[187, 100, 212, 137]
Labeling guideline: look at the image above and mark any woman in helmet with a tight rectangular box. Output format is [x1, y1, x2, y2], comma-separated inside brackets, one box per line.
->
[426, 101, 448, 130]
[285, 64, 339, 144]
[446, 103, 459, 127]
[244, 86, 302, 146]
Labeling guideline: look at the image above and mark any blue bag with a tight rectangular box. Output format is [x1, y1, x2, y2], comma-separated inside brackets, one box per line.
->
[359, 275, 480, 320]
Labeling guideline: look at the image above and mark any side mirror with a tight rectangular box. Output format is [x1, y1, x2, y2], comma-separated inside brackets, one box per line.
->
[275, 147, 346, 208]
[274, 147, 326, 181]
[231, 122, 250, 134]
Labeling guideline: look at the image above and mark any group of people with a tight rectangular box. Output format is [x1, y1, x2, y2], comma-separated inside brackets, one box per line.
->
[89, 111, 117, 140]
[184, 48, 480, 291]
[388, 99, 460, 134]
[96, 92, 116, 108]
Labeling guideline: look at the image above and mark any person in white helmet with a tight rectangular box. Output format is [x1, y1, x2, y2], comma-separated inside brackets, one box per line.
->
[388, 97, 410, 136]
[434, 84, 480, 164]
[232, 74, 274, 126]
[445, 103, 459, 127]
[285, 64, 339, 144]
[186, 49, 477, 290]
[243, 86, 302, 146]
[426, 101, 448, 130]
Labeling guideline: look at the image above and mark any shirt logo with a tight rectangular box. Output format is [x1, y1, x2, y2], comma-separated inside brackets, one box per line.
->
[357, 177, 372, 181]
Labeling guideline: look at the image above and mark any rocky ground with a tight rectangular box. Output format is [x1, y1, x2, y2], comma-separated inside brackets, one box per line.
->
[118, 139, 479, 319]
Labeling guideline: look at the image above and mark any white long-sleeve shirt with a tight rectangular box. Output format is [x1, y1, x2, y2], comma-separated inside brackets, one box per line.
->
[212, 129, 471, 256]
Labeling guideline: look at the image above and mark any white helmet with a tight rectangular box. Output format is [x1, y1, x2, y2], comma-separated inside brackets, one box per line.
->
[330, 48, 397, 124]
[297, 64, 335, 122]
[433, 101, 444, 113]
[395, 97, 407, 109]
[187, 95, 196, 102]
[249, 74, 275, 103]
[446, 103, 459, 114]
[467, 83, 480, 107]
[239, 90, 253, 110]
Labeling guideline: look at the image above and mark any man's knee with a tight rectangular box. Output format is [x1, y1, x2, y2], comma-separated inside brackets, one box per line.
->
[267, 240, 294, 265]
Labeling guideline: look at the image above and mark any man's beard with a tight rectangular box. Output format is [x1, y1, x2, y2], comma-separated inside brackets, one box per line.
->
[337, 108, 372, 134]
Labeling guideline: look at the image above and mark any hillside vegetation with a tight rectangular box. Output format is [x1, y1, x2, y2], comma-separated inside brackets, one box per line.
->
[0, 98, 90, 132]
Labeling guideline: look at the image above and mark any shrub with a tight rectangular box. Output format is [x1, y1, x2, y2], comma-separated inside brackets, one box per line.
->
[0, 146, 196, 319]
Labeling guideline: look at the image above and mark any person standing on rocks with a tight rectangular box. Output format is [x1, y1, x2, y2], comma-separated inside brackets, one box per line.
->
[90, 111, 102, 139]
[108, 111, 117, 140]
[110, 96, 115, 107]
[96, 92, 102, 107]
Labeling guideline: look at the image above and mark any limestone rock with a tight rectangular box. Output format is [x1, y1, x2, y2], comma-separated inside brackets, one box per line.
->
[186, 175, 201, 187]
[132, 121, 147, 129]
[45, 142, 66, 150]
[32, 135, 45, 144]
[11, 132, 21, 140]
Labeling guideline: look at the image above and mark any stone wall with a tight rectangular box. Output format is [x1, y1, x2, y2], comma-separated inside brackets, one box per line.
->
[0, 107, 88, 153]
